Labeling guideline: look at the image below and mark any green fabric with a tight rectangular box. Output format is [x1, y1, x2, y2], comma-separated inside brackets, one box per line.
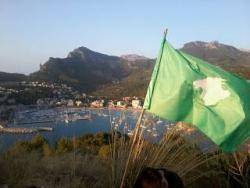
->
[144, 34, 250, 152]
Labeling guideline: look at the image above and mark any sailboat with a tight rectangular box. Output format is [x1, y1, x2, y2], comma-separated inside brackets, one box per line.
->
[127, 130, 134, 136]
[65, 114, 69, 124]
[156, 117, 163, 124]
[64, 109, 70, 124]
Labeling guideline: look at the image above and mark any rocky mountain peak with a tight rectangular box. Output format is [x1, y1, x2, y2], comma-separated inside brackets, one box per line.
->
[183, 41, 221, 49]
[67, 46, 92, 59]
[182, 41, 240, 52]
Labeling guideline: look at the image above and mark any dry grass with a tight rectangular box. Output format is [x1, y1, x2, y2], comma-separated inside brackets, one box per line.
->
[219, 151, 250, 188]
[106, 110, 221, 188]
[0, 152, 109, 188]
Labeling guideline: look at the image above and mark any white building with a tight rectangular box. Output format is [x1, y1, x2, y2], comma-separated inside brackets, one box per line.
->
[117, 101, 126, 108]
[91, 100, 104, 108]
[67, 99, 74, 107]
[82, 93, 87, 98]
[75, 100, 82, 107]
[131, 99, 142, 109]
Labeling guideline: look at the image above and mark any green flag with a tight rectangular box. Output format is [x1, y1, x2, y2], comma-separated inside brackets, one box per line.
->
[144, 34, 250, 152]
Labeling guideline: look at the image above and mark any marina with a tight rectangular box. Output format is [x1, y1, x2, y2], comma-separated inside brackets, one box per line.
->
[0, 107, 170, 151]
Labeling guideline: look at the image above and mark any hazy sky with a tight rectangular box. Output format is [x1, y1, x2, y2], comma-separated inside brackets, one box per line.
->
[1, 0, 250, 74]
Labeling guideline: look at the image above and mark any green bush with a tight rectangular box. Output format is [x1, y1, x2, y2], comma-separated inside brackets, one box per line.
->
[56, 138, 73, 154]
[98, 145, 110, 159]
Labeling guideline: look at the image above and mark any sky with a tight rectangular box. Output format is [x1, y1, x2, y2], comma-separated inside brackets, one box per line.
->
[0, 0, 250, 74]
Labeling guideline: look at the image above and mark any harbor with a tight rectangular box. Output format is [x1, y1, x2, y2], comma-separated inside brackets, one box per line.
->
[13, 107, 93, 125]
[0, 107, 169, 152]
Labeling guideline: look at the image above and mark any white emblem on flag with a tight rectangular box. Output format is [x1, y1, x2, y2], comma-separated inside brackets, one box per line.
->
[193, 77, 230, 106]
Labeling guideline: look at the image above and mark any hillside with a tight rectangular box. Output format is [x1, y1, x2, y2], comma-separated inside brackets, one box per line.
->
[92, 59, 154, 98]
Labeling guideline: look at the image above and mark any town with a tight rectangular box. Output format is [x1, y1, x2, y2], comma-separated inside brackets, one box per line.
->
[0, 81, 143, 123]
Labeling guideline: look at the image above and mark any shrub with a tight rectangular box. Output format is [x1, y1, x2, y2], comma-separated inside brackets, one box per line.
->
[98, 145, 110, 159]
[56, 138, 73, 154]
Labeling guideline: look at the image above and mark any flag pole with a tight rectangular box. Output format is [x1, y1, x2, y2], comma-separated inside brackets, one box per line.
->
[120, 28, 168, 188]
[120, 108, 145, 188]
[164, 28, 168, 37]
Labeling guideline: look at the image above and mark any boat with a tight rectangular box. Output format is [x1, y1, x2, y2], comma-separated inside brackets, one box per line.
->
[156, 118, 163, 124]
[0, 124, 4, 129]
[65, 118, 69, 123]
[37, 127, 53, 132]
[127, 131, 134, 136]
[152, 133, 159, 137]
[78, 114, 91, 120]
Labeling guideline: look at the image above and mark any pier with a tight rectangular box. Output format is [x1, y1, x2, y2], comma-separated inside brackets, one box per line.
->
[0, 127, 53, 134]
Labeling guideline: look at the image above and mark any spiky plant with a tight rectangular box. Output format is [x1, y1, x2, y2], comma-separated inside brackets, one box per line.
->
[107, 110, 221, 188]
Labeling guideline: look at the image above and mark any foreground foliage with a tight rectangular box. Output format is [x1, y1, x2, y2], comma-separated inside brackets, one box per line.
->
[0, 132, 249, 188]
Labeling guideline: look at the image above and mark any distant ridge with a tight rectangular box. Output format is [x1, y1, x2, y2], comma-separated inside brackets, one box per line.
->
[240, 48, 250, 53]
[180, 41, 250, 80]
[0, 71, 27, 82]
[121, 54, 150, 62]
[181, 41, 250, 67]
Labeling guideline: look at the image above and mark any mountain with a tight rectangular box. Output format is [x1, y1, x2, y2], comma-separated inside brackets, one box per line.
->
[30, 47, 130, 92]
[181, 41, 250, 78]
[93, 41, 250, 98]
[2, 41, 250, 98]
[0, 72, 27, 82]
[182, 41, 250, 66]
[29, 46, 155, 96]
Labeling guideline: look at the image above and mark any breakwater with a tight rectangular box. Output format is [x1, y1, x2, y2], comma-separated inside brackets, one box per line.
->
[0, 127, 53, 134]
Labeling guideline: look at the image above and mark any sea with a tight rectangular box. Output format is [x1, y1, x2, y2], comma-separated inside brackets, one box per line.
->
[0, 107, 170, 152]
